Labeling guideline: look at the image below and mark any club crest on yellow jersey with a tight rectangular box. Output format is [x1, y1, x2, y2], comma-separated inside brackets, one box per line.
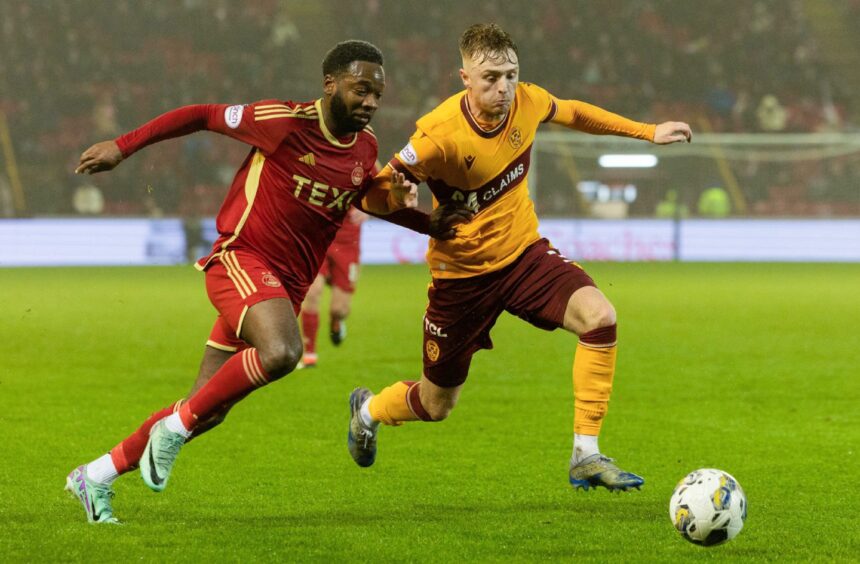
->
[508, 126, 524, 149]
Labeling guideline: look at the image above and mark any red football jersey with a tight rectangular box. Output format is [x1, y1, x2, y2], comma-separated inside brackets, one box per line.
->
[332, 206, 365, 247]
[117, 99, 378, 302]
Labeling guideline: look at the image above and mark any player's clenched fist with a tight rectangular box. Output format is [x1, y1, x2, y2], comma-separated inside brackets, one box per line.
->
[75, 140, 124, 175]
[653, 121, 692, 144]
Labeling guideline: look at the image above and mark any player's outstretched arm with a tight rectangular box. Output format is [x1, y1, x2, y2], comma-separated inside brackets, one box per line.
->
[76, 103, 285, 173]
[359, 203, 474, 240]
[75, 140, 124, 175]
[75, 105, 216, 175]
[554, 98, 693, 144]
[427, 204, 474, 240]
[653, 121, 692, 144]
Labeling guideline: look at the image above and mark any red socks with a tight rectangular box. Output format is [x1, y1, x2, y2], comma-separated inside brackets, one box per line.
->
[109, 349, 270, 473]
[179, 348, 269, 430]
[110, 400, 183, 473]
[301, 312, 319, 354]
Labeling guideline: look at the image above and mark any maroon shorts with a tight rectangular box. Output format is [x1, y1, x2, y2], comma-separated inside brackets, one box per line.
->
[319, 242, 360, 293]
[203, 249, 298, 351]
[422, 239, 595, 387]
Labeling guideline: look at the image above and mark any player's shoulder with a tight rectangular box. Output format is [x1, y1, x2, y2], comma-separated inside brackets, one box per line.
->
[358, 124, 378, 146]
[352, 125, 378, 163]
[516, 82, 553, 106]
[249, 98, 314, 110]
[248, 99, 318, 122]
[514, 82, 557, 124]
[415, 91, 466, 137]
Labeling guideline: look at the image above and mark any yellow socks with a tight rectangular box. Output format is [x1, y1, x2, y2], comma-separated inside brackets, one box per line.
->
[369, 381, 431, 425]
[573, 325, 617, 435]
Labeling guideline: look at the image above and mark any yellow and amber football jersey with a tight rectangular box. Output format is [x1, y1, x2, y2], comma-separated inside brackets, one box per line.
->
[386, 82, 655, 279]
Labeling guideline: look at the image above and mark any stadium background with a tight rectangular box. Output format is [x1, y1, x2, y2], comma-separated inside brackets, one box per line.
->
[2, 0, 859, 223]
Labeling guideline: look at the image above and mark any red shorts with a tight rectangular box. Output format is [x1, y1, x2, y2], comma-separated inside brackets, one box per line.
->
[203, 249, 298, 352]
[318, 242, 360, 293]
[422, 239, 596, 387]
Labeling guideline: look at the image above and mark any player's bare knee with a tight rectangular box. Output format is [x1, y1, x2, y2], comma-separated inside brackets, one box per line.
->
[425, 398, 457, 421]
[572, 296, 617, 334]
[426, 404, 453, 421]
[258, 341, 302, 379]
[583, 303, 616, 333]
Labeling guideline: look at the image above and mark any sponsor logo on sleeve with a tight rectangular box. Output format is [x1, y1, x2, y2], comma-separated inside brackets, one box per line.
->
[399, 142, 419, 165]
[225, 105, 244, 129]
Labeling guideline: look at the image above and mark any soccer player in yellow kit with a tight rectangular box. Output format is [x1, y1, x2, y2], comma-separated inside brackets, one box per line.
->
[349, 24, 692, 491]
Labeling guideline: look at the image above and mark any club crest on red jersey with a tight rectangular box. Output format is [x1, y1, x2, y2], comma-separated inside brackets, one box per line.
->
[261, 272, 281, 287]
[351, 165, 364, 186]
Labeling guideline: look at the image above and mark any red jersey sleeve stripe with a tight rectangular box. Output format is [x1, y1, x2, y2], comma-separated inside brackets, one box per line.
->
[255, 107, 295, 116]
[255, 113, 316, 122]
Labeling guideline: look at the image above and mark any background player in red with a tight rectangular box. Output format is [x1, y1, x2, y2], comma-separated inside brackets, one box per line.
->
[64, 40, 429, 524]
[299, 205, 367, 368]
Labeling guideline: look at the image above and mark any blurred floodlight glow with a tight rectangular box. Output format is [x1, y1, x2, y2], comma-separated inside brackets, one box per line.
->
[598, 154, 658, 168]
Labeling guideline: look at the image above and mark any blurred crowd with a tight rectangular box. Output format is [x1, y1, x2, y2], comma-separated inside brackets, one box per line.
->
[1, 0, 858, 217]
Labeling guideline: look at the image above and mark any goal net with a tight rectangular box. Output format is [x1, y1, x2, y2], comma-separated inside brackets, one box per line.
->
[532, 132, 860, 219]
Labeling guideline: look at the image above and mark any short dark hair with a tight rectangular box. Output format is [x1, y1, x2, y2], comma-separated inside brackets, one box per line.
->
[322, 40, 384, 76]
[459, 23, 518, 64]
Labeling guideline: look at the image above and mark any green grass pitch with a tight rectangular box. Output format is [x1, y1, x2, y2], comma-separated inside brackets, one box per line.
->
[1, 262, 858, 562]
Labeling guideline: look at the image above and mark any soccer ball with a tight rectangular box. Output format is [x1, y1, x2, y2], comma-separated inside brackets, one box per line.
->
[669, 468, 747, 546]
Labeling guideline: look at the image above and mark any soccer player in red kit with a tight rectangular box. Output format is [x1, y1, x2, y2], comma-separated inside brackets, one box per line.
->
[299, 206, 367, 368]
[65, 40, 423, 524]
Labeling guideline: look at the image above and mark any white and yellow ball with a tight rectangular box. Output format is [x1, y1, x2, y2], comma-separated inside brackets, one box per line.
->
[669, 468, 747, 546]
